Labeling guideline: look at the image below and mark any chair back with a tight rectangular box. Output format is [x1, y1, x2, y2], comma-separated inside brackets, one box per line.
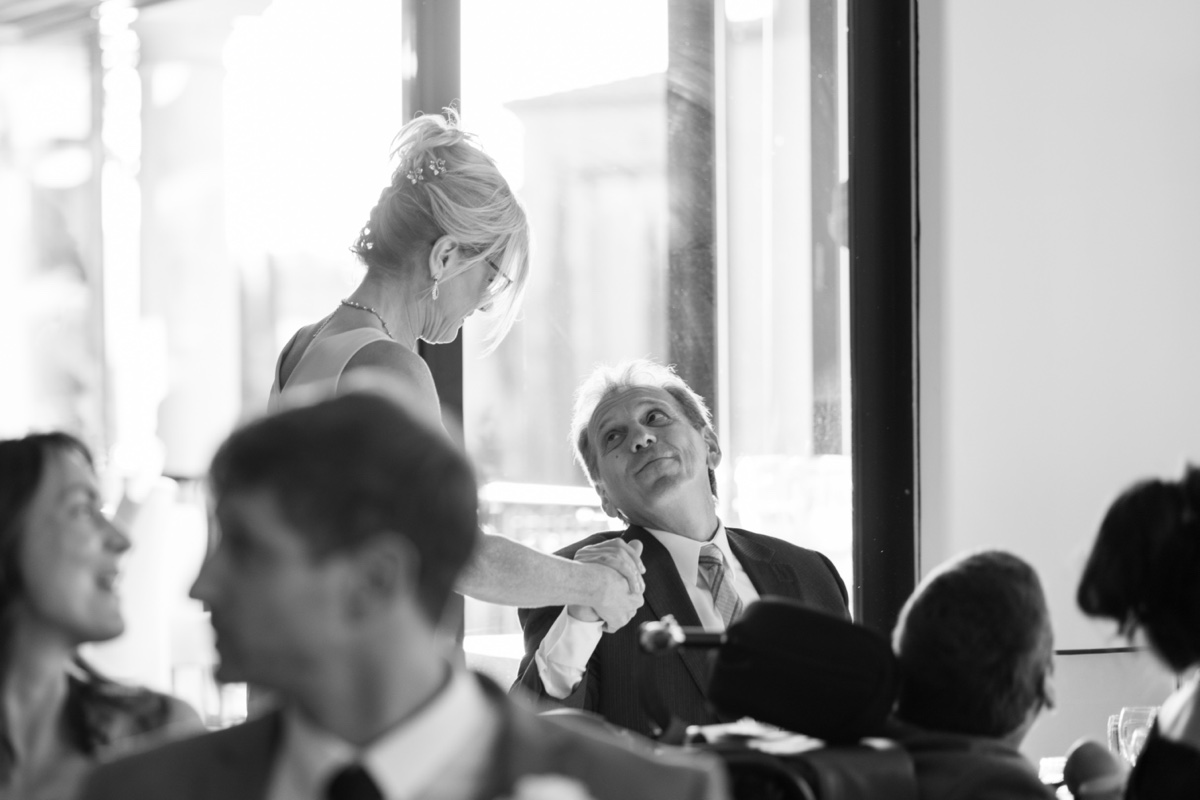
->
[708, 598, 899, 743]
[712, 739, 916, 800]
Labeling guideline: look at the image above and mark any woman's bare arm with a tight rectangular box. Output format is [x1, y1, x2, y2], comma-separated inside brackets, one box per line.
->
[457, 532, 644, 627]
[340, 352, 645, 620]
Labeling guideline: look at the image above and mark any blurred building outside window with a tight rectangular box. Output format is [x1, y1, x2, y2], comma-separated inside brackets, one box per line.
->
[0, 0, 853, 718]
[460, 0, 852, 688]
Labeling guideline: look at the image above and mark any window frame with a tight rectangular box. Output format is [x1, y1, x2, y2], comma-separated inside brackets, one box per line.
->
[846, 0, 918, 634]
[409, 0, 920, 634]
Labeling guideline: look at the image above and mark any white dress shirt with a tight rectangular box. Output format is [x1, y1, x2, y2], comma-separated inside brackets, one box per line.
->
[535, 522, 760, 699]
[266, 666, 499, 800]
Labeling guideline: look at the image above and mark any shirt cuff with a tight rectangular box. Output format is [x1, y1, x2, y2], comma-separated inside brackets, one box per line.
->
[533, 607, 605, 699]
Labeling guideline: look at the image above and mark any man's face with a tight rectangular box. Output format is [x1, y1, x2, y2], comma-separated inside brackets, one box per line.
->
[190, 489, 355, 691]
[588, 385, 719, 527]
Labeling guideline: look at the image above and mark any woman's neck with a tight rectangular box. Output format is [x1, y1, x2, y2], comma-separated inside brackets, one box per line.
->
[346, 273, 425, 352]
[4, 622, 76, 762]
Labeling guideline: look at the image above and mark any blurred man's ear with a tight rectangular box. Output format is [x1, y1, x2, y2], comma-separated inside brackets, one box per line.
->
[1040, 667, 1057, 712]
[347, 535, 419, 619]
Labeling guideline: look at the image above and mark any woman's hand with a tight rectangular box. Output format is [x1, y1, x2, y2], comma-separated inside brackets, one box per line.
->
[571, 539, 645, 632]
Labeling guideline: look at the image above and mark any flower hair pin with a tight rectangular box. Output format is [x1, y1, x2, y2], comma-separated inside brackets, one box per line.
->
[405, 157, 447, 184]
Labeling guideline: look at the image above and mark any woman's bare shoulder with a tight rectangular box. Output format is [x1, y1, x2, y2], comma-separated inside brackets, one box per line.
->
[343, 340, 442, 417]
[160, 694, 205, 732]
[276, 320, 330, 389]
[99, 690, 204, 758]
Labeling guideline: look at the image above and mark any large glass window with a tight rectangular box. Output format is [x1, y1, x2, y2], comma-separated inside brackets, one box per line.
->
[0, 30, 103, 444]
[459, 0, 671, 683]
[1, 0, 414, 729]
[460, 0, 852, 686]
[1, 0, 864, 714]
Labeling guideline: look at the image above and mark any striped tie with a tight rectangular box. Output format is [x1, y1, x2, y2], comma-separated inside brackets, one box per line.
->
[698, 542, 744, 628]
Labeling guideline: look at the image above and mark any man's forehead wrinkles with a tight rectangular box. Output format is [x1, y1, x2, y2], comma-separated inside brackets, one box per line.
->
[592, 387, 668, 425]
[593, 393, 645, 433]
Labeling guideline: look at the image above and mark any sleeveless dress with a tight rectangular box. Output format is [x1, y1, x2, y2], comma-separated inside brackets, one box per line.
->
[268, 328, 393, 412]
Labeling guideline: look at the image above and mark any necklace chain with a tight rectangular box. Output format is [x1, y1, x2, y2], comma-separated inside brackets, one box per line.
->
[339, 299, 394, 340]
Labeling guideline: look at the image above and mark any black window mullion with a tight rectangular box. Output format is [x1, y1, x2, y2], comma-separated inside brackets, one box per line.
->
[847, 0, 919, 635]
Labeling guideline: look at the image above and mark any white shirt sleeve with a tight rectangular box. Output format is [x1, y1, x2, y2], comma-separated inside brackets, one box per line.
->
[533, 607, 605, 699]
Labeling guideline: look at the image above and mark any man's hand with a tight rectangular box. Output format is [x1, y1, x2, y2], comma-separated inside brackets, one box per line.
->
[570, 539, 646, 632]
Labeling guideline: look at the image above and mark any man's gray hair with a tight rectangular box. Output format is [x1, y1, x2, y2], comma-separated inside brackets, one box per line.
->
[570, 359, 715, 493]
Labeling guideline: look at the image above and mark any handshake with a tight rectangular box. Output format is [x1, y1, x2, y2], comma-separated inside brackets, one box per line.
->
[568, 538, 647, 632]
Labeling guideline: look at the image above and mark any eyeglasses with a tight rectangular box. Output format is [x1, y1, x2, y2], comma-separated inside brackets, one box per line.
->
[485, 259, 515, 296]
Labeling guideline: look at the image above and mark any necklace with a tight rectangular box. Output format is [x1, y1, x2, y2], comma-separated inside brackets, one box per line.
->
[339, 299, 394, 340]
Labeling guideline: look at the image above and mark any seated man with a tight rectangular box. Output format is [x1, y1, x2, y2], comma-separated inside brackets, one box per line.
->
[888, 549, 1057, 800]
[513, 359, 849, 738]
[80, 383, 727, 800]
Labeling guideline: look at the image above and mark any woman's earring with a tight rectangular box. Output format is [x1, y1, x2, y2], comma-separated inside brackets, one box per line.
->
[432, 279, 440, 301]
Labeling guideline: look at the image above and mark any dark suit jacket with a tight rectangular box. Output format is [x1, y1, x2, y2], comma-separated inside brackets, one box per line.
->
[77, 674, 728, 800]
[884, 719, 1056, 800]
[512, 526, 849, 738]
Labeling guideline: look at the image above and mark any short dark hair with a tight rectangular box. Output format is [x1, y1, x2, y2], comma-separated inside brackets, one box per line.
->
[893, 550, 1053, 738]
[209, 390, 479, 622]
[1077, 465, 1200, 673]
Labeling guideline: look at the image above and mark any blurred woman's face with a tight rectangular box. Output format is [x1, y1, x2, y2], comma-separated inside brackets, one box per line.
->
[16, 448, 130, 645]
[425, 250, 513, 345]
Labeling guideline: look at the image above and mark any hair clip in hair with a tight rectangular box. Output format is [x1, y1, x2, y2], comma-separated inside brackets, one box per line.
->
[405, 164, 424, 184]
[428, 157, 446, 177]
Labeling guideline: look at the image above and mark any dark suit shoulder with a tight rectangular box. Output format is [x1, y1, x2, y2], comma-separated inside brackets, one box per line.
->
[553, 529, 628, 559]
[532, 713, 727, 800]
[79, 714, 279, 800]
[888, 721, 1054, 800]
[727, 527, 850, 615]
[727, 526, 823, 559]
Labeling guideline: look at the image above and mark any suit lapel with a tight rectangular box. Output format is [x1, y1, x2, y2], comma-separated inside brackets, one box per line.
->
[727, 527, 799, 598]
[625, 526, 711, 698]
[472, 676, 566, 800]
[206, 712, 282, 800]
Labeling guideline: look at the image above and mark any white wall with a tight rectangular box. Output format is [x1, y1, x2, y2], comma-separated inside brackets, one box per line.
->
[918, 0, 1200, 756]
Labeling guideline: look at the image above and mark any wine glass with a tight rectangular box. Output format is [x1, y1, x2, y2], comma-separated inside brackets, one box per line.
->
[1106, 713, 1121, 756]
[1117, 706, 1158, 766]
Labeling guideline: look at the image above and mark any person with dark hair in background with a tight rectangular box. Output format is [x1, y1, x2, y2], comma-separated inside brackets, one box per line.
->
[888, 549, 1057, 800]
[268, 107, 643, 629]
[0, 433, 199, 800]
[1077, 465, 1200, 799]
[513, 358, 849, 739]
[79, 385, 727, 800]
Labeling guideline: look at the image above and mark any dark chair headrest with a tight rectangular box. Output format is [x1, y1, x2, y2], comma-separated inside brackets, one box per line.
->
[708, 597, 898, 743]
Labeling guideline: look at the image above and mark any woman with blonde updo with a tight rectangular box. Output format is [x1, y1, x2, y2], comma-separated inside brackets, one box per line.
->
[0, 433, 200, 800]
[268, 109, 643, 623]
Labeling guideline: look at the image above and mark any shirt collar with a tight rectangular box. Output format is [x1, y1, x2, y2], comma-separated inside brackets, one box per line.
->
[645, 520, 733, 587]
[279, 666, 491, 799]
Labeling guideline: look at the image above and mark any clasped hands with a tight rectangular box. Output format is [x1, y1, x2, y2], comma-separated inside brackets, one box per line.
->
[570, 539, 646, 632]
